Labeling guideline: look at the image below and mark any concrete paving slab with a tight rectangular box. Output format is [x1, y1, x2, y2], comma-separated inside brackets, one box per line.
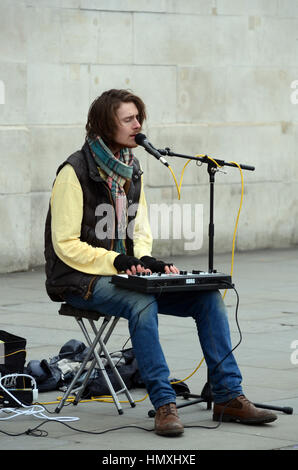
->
[0, 248, 298, 453]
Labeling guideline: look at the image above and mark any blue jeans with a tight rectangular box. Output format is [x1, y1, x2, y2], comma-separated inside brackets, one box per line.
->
[66, 276, 243, 410]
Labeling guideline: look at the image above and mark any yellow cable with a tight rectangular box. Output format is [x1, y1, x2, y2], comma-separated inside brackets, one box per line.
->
[92, 357, 206, 401]
[0, 349, 26, 359]
[167, 159, 193, 200]
[177, 159, 192, 197]
[39, 357, 207, 407]
[41, 393, 150, 406]
[168, 155, 222, 199]
[222, 161, 244, 299]
[167, 165, 181, 199]
[169, 356, 205, 385]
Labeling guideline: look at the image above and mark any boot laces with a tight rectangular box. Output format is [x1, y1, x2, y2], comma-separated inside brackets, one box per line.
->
[160, 403, 177, 416]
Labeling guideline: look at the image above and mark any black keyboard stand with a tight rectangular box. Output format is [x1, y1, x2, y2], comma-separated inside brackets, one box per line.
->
[148, 150, 293, 418]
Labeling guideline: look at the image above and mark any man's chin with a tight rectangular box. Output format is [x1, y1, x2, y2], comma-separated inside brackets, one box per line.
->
[127, 142, 138, 149]
[114, 140, 138, 151]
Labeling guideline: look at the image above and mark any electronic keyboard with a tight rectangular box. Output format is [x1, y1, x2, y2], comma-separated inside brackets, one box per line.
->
[111, 270, 233, 293]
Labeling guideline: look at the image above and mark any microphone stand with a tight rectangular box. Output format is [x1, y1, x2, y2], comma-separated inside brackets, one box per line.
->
[147, 147, 293, 417]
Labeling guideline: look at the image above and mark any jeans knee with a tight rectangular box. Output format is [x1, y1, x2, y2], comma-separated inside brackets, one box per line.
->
[125, 294, 158, 327]
[193, 290, 228, 326]
[204, 290, 226, 311]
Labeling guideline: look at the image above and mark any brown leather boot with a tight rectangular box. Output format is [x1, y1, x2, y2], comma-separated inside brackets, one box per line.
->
[154, 403, 184, 436]
[213, 395, 277, 424]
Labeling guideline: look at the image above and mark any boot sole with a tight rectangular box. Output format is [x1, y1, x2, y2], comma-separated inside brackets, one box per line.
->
[213, 413, 277, 424]
[155, 427, 184, 436]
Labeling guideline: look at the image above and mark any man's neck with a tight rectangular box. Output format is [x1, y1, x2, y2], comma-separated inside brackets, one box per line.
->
[110, 146, 120, 155]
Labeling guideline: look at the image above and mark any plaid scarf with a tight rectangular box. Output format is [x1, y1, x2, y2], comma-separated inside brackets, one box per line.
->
[87, 136, 134, 254]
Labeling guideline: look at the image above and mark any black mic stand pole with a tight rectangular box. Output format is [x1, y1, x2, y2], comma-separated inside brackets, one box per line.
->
[207, 160, 215, 274]
[147, 148, 293, 417]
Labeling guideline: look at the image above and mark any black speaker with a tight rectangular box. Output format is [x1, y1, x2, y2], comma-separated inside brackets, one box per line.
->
[0, 330, 26, 376]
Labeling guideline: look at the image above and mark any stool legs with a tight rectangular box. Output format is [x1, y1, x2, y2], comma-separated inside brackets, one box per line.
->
[55, 315, 135, 415]
[88, 318, 135, 410]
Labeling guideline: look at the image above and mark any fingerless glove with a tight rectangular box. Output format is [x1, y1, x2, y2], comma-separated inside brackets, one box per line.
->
[113, 254, 144, 272]
[140, 256, 173, 273]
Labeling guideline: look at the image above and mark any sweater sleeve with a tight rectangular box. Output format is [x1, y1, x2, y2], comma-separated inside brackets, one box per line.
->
[50, 164, 119, 275]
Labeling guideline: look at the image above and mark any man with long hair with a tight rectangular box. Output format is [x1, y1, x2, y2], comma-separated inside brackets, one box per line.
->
[45, 89, 277, 436]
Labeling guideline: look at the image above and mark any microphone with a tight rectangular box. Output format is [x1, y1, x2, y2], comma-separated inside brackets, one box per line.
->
[135, 133, 169, 167]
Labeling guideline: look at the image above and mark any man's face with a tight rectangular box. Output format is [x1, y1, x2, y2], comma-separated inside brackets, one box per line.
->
[112, 101, 142, 152]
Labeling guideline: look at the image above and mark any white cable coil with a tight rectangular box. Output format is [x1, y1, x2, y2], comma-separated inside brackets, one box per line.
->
[0, 373, 79, 422]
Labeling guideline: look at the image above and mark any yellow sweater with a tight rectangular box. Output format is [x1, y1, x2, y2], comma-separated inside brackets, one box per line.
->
[50, 163, 153, 276]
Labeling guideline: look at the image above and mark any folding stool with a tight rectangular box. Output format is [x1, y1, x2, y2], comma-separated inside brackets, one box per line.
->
[55, 303, 135, 415]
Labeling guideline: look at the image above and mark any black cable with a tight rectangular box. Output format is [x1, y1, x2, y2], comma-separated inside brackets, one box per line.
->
[0, 419, 154, 438]
[209, 282, 242, 378]
[34, 420, 154, 435]
[183, 399, 239, 430]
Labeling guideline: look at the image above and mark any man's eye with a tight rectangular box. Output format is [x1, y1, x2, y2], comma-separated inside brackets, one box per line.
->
[123, 116, 139, 123]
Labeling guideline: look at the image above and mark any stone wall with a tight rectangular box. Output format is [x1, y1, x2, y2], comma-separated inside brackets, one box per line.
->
[0, 0, 297, 272]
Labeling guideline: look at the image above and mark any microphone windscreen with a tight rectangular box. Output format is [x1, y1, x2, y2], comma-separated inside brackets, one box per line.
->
[135, 133, 146, 145]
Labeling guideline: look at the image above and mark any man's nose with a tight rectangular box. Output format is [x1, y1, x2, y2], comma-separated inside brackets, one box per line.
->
[133, 118, 141, 129]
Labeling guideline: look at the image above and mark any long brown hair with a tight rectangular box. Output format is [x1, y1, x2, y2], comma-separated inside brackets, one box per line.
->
[85, 89, 147, 147]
